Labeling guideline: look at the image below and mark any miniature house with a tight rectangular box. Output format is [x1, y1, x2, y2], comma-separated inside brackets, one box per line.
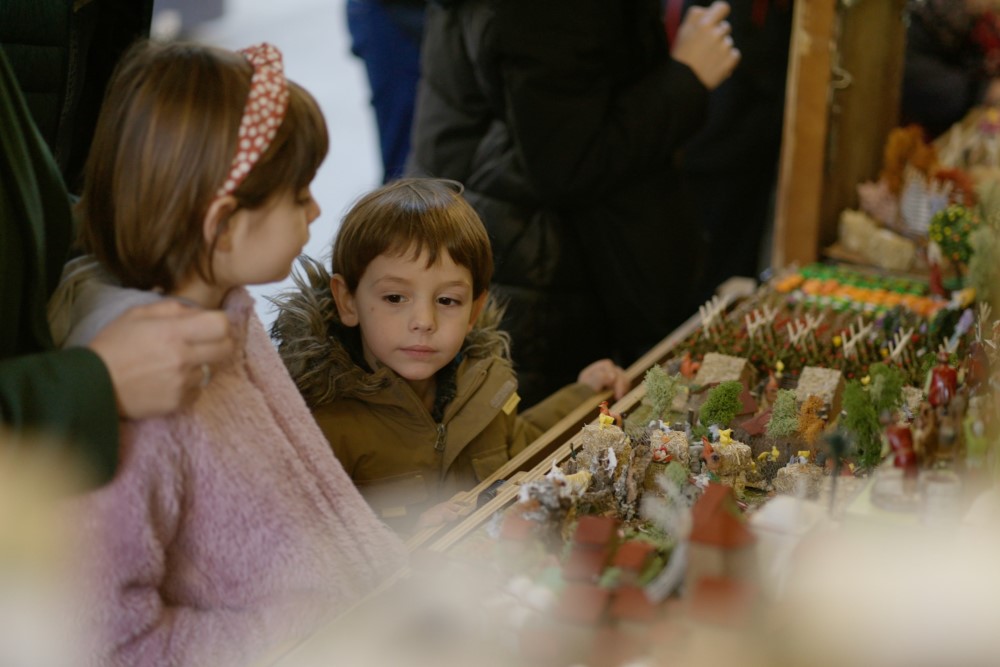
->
[684, 484, 757, 597]
[795, 366, 845, 417]
[694, 353, 757, 388]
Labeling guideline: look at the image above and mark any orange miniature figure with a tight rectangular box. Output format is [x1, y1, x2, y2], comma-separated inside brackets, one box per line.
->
[680, 352, 701, 379]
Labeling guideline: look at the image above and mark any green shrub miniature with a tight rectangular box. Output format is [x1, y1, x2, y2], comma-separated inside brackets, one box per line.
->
[767, 389, 799, 439]
[698, 380, 743, 428]
[643, 365, 681, 422]
[868, 362, 905, 416]
[968, 225, 998, 303]
[841, 380, 882, 468]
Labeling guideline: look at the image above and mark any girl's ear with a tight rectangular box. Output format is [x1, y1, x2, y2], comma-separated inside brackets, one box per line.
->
[330, 274, 359, 327]
[467, 292, 488, 333]
[203, 195, 240, 253]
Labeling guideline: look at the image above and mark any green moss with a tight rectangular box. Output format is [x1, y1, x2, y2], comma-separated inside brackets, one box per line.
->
[698, 380, 743, 428]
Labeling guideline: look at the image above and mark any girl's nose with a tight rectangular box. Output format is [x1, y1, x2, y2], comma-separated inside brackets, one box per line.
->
[307, 198, 321, 224]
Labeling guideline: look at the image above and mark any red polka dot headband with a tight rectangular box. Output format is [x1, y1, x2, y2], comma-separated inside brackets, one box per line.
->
[217, 42, 290, 197]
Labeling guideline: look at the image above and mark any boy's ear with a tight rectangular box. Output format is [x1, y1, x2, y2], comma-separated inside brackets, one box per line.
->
[330, 274, 359, 327]
[467, 292, 488, 333]
[203, 195, 240, 253]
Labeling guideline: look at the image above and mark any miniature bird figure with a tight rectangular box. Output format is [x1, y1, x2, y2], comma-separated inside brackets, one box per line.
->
[718, 428, 734, 445]
[598, 400, 622, 428]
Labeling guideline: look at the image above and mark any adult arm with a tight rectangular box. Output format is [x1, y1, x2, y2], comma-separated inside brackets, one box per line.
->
[0, 348, 118, 482]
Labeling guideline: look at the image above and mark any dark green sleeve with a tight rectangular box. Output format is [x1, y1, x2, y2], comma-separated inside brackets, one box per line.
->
[0, 347, 119, 486]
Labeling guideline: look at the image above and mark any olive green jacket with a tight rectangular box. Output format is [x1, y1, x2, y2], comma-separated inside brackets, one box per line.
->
[271, 257, 595, 533]
[0, 48, 118, 484]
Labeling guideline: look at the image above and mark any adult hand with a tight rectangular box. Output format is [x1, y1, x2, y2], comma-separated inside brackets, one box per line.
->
[671, 0, 742, 90]
[577, 358, 630, 400]
[87, 300, 233, 420]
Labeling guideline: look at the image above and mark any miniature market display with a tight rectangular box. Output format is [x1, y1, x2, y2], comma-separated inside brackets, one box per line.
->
[353, 252, 999, 667]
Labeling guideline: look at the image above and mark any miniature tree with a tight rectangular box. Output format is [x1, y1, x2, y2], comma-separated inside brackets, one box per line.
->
[643, 365, 681, 422]
[868, 362, 905, 416]
[798, 395, 826, 448]
[766, 389, 799, 439]
[841, 380, 882, 468]
[928, 203, 981, 278]
[698, 381, 743, 429]
[967, 224, 998, 304]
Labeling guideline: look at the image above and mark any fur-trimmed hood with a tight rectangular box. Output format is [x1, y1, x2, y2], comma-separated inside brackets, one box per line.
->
[270, 255, 510, 409]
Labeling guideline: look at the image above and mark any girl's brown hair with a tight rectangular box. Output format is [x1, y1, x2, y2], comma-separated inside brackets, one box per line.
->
[332, 178, 493, 297]
[77, 41, 329, 292]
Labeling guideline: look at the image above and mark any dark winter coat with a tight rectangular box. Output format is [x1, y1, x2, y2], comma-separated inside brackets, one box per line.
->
[0, 0, 154, 192]
[271, 257, 596, 534]
[407, 0, 710, 406]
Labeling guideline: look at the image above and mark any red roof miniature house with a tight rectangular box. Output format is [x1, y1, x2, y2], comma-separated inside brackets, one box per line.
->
[612, 540, 656, 584]
[684, 484, 758, 599]
[562, 515, 620, 582]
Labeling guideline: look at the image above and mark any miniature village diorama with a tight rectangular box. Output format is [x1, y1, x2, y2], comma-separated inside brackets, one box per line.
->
[417, 214, 1000, 665]
[347, 112, 1000, 667]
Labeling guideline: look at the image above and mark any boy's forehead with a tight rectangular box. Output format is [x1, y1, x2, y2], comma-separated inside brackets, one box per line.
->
[367, 245, 473, 281]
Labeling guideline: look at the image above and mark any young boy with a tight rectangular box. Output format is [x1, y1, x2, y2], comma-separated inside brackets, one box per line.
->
[272, 178, 628, 534]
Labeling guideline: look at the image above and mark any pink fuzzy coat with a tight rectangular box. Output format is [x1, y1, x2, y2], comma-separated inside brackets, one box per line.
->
[63, 285, 407, 666]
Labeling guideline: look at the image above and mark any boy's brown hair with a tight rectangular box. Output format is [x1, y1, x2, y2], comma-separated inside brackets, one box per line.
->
[332, 178, 493, 297]
[77, 41, 329, 293]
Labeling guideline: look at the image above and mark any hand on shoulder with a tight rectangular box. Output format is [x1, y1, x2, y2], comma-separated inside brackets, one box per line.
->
[88, 300, 234, 420]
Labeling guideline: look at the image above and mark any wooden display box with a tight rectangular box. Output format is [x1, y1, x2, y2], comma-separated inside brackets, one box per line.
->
[773, 0, 907, 267]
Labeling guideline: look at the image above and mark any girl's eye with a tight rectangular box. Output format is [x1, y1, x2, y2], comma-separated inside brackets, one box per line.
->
[384, 294, 403, 304]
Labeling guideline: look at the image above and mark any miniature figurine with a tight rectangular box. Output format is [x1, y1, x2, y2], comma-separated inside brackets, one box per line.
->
[928, 349, 958, 409]
[598, 400, 622, 429]
[886, 422, 918, 481]
[701, 438, 721, 480]
[912, 402, 938, 463]
[680, 351, 701, 379]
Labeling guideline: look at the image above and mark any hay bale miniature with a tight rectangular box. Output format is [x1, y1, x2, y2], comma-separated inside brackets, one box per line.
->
[651, 429, 690, 467]
[773, 462, 825, 498]
[716, 441, 753, 494]
[694, 353, 756, 388]
[795, 367, 845, 417]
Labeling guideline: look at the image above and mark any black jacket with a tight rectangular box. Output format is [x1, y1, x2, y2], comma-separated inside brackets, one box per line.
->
[0, 0, 153, 192]
[408, 0, 708, 405]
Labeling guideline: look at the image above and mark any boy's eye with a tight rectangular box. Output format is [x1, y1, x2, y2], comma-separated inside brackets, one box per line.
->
[384, 294, 404, 304]
[438, 297, 462, 306]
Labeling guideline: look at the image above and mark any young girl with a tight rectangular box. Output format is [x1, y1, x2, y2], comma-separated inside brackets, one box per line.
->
[48, 41, 406, 666]
[272, 178, 628, 535]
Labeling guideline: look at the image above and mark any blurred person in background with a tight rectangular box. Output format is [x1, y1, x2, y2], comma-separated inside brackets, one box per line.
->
[407, 0, 740, 407]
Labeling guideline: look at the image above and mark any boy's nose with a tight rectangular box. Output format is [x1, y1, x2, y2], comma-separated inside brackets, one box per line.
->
[409, 302, 436, 332]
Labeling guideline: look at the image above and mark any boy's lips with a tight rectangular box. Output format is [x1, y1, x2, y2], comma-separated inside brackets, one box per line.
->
[400, 345, 436, 358]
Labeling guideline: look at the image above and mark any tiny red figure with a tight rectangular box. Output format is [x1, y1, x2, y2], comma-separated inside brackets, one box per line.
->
[886, 422, 918, 480]
[928, 350, 958, 408]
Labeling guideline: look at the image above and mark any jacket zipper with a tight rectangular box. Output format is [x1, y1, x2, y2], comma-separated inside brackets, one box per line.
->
[434, 422, 447, 453]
